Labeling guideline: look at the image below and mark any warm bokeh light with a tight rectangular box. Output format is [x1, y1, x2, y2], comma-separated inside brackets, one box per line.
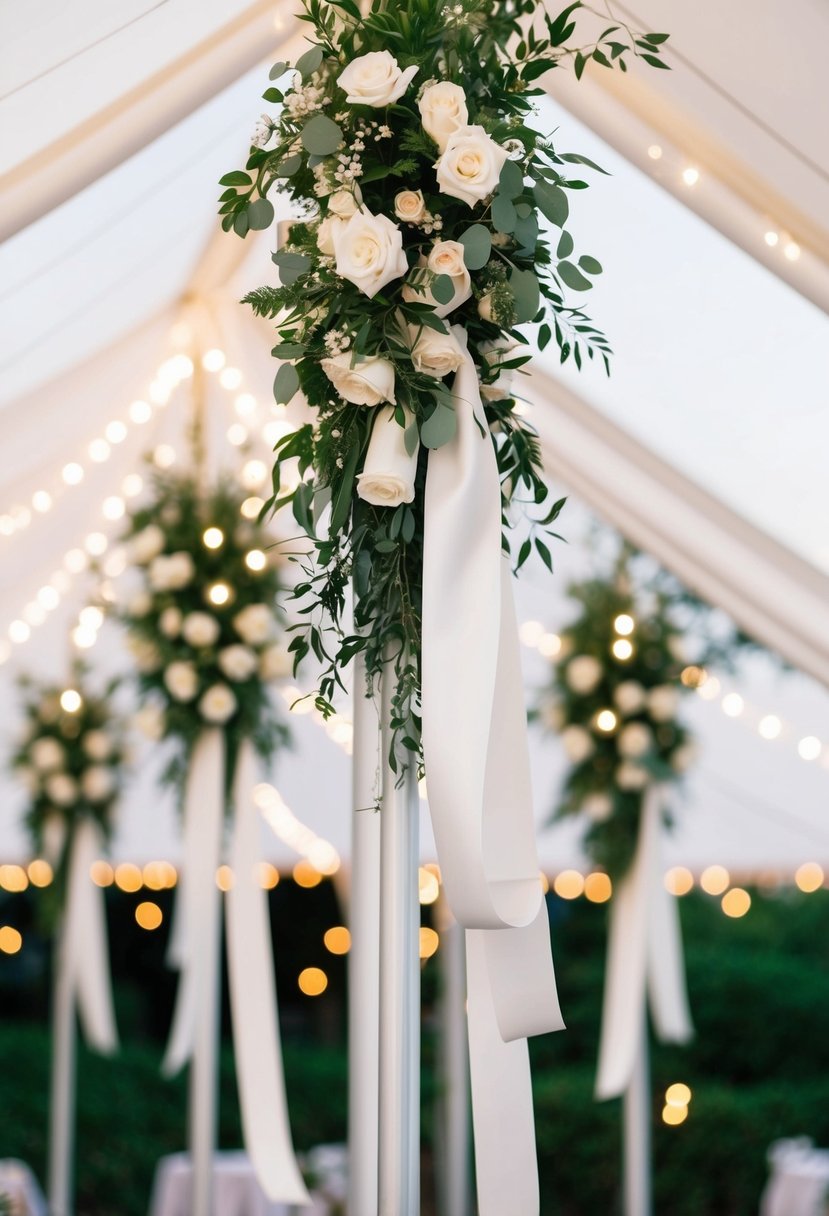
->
[0, 865, 28, 892]
[519, 620, 544, 647]
[128, 399, 152, 424]
[142, 861, 170, 890]
[680, 665, 706, 688]
[257, 862, 280, 889]
[664, 866, 694, 896]
[324, 926, 351, 955]
[298, 966, 328, 996]
[784, 241, 801, 262]
[418, 867, 440, 905]
[203, 527, 224, 550]
[245, 549, 267, 572]
[721, 887, 751, 918]
[135, 901, 163, 931]
[758, 714, 782, 740]
[60, 689, 82, 713]
[666, 1082, 692, 1107]
[219, 366, 243, 390]
[596, 709, 617, 733]
[202, 348, 226, 372]
[27, 859, 53, 887]
[114, 862, 142, 893]
[682, 166, 700, 187]
[0, 926, 23, 954]
[207, 581, 231, 606]
[62, 462, 84, 485]
[721, 693, 744, 717]
[662, 1103, 688, 1126]
[90, 860, 114, 887]
[584, 872, 612, 903]
[795, 862, 824, 893]
[553, 870, 585, 900]
[216, 865, 235, 891]
[700, 865, 729, 896]
[419, 927, 440, 959]
[538, 633, 562, 658]
[293, 860, 323, 889]
[612, 639, 633, 661]
[539, 871, 550, 895]
[697, 675, 721, 701]
[798, 735, 822, 761]
[614, 614, 634, 636]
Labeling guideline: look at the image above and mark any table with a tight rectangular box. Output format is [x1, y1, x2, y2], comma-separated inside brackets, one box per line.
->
[149, 1152, 332, 1216]
[0, 1160, 46, 1216]
[760, 1138, 829, 1216]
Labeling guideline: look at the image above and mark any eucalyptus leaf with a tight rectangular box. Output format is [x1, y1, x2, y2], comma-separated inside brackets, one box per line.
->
[578, 255, 603, 275]
[458, 225, 492, 270]
[277, 154, 303, 177]
[273, 250, 311, 285]
[491, 195, 517, 233]
[247, 197, 275, 230]
[219, 171, 252, 187]
[269, 60, 289, 80]
[509, 269, 540, 324]
[557, 260, 593, 291]
[431, 274, 455, 305]
[513, 212, 538, 252]
[301, 114, 343, 156]
[404, 421, 420, 456]
[497, 159, 524, 199]
[556, 230, 574, 259]
[271, 342, 306, 360]
[273, 362, 300, 404]
[421, 403, 457, 450]
[296, 46, 324, 78]
[534, 180, 569, 228]
[233, 209, 250, 238]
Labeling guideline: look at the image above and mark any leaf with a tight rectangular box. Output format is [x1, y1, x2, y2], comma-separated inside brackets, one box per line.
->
[329, 441, 360, 532]
[641, 53, 670, 70]
[557, 260, 592, 291]
[247, 197, 275, 230]
[219, 171, 252, 187]
[559, 152, 609, 174]
[431, 274, 455, 305]
[277, 154, 303, 177]
[269, 61, 288, 80]
[513, 212, 538, 253]
[592, 49, 611, 68]
[574, 50, 586, 80]
[273, 250, 311, 285]
[535, 537, 553, 571]
[458, 225, 492, 270]
[273, 363, 300, 404]
[643, 32, 670, 44]
[404, 421, 420, 456]
[271, 342, 306, 360]
[296, 46, 324, 78]
[509, 269, 540, 324]
[497, 159, 524, 199]
[233, 209, 249, 238]
[534, 180, 569, 228]
[578, 255, 602, 275]
[262, 88, 282, 103]
[301, 114, 343, 156]
[421, 403, 457, 449]
[401, 509, 415, 544]
[556, 230, 574, 258]
[492, 195, 517, 233]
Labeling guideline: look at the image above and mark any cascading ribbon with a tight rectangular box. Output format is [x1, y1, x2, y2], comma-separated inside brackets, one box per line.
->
[61, 817, 118, 1054]
[595, 786, 693, 1100]
[163, 730, 309, 1205]
[421, 328, 565, 1215]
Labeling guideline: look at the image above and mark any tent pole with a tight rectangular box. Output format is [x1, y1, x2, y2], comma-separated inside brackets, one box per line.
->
[377, 662, 420, 1216]
[623, 1012, 652, 1216]
[48, 921, 76, 1216]
[189, 870, 222, 1216]
[348, 653, 381, 1216]
[435, 900, 471, 1216]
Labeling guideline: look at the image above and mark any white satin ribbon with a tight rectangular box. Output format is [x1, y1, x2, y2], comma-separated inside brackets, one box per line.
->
[63, 818, 118, 1054]
[595, 787, 693, 1100]
[163, 732, 309, 1205]
[422, 328, 564, 1214]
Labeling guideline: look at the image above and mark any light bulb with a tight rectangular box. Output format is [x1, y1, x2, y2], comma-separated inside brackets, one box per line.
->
[62, 463, 84, 485]
[245, 549, 267, 572]
[60, 689, 82, 713]
[203, 527, 224, 550]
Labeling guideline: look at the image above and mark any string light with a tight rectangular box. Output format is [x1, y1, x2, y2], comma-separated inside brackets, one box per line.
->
[234, 393, 257, 418]
[419, 927, 440, 959]
[128, 400, 152, 424]
[227, 424, 248, 446]
[612, 638, 634, 660]
[595, 709, 617, 733]
[202, 527, 224, 550]
[293, 860, 322, 888]
[418, 867, 440, 905]
[584, 872, 612, 903]
[90, 861, 114, 887]
[207, 581, 231, 606]
[298, 967, 328, 996]
[764, 230, 779, 247]
[105, 420, 128, 444]
[0, 865, 28, 892]
[721, 693, 744, 717]
[114, 863, 142, 892]
[244, 549, 267, 572]
[135, 901, 163, 930]
[647, 144, 662, 160]
[27, 860, 53, 887]
[202, 348, 226, 372]
[324, 926, 351, 955]
[32, 491, 52, 513]
[664, 866, 694, 896]
[681, 166, 700, 186]
[795, 863, 824, 893]
[219, 367, 243, 391]
[0, 927, 22, 955]
[241, 460, 268, 489]
[758, 714, 782, 740]
[784, 241, 801, 262]
[102, 496, 125, 521]
[721, 887, 751, 918]
[553, 870, 585, 900]
[62, 463, 83, 485]
[153, 444, 176, 469]
[700, 865, 729, 896]
[614, 613, 634, 635]
[254, 783, 340, 876]
[797, 735, 821, 761]
[60, 689, 82, 713]
[216, 865, 235, 891]
[88, 439, 111, 463]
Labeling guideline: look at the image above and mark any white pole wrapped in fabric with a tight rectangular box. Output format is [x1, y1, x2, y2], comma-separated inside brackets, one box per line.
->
[348, 652, 381, 1216]
[623, 1016, 652, 1216]
[435, 902, 472, 1216]
[48, 920, 75, 1216]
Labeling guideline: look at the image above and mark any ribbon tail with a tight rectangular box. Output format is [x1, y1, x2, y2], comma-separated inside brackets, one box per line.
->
[162, 730, 224, 1077]
[66, 820, 118, 1054]
[226, 741, 310, 1205]
[647, 821, 693, 1044]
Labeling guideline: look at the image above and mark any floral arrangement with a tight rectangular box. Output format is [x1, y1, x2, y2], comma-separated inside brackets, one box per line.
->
[12, 663, 125, 911]
[118, 471, 291, 794]
[219, 0, 669, 765]
[537, 543, 746, 877]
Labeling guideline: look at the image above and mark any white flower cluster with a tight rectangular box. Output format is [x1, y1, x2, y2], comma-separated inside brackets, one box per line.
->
[22, 719, 119, 811]
[283, 80, 326, 120]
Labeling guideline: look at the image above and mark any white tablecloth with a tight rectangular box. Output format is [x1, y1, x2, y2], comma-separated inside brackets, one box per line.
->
[148, 1152, 331, 1216]
[760, 1138, 829, 1216]
[0, 1160, 46, 1216]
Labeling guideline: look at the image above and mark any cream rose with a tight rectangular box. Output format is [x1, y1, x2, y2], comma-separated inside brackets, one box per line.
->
[130, 525, 165, 565]
[477, 293, 494, 322]
[82, 730, 111, 761]
[261, 644, 293, 681]
[356, 406, 418, 508]
[135, 703, 165, 741]
[435, 124, 508, 207]
[233, 604, 273, 646]
[617, 762, 649, 791]
[617, 722, 652, 759]
[182, 612, 220, 648]
[561, 725, 595, 764]
[408, 324, 465, 378]
[321, 353, 396, 407]
[648, 685, 680, 722]
[327, 186, 361, 217]
[149, 552, 194, 592]
[129, 591, 152, 617]
[418, 82, 469, 152]
[46, 773, 77, 807]
[199, 683, 238, 725]
[583, 793, 614, 823]
[128, 635, 162, 673]
[159, 606, 182, 638]
[338, 51, 418, 107]
[218, 644, 259, 682]
[31, 737, 65, 772]
[409, 240, 472, 318]
[614, 680, 646, 715]
[394, 190, 426, 224]
[332, 208, 408, 298]
[164, 661, 199, 702]
[316, 216, 344, 257]
[82, 766, 115, 802]
[565, 654, 602, 695]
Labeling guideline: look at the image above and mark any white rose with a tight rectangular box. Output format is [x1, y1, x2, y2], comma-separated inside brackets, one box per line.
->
[583, 793, 614, 823]
[182, 612, 220, 648]
[166, 552, 195, 590]
[261, 644, 293, 681]
[565, 654, 603, 695]
[46, 773, 78, 807]
[130, 525, 165, 565]
[159, 606, 182, 639]
[648, 685, 680, 722]
[321, 352, 396, 407]
[82, 766, 115, 802]
[317, 215, 344, 257]
[218, 645, 259, 682]
[357, 406, 418, 508]
[134, 703, 166, 741]
[618, 722, 652, 758]
[409, 324, 465, 378]
[435, 124, 508, 207]
[402, 240, 472, 318]
[128, 635, 162, 673]
[233, 604, 273, 646]
[129, 591, 153, 617]
[38, 695, 61, 724]
[561, 725, 595, 763]
[419, 82, 469, 152]
[82, 730, 111, 761]
[477, 293, 494, 322]
[617, 762, 650, 791]
[199, 683, 238, 725]
[31, 737, 65, 772]
[394, 190, 426, 224]
[164, 661, 199, 702]
[614, 680, 647, 715]
[332, 208, 408, 298]
[338, 51, 418, 107]
[671, 743, 697, 773]
[479, 335, 518, 402]
[328, 187, 361, 217]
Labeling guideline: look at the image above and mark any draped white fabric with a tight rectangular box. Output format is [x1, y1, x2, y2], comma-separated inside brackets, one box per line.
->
[62, 819, 118, 1054]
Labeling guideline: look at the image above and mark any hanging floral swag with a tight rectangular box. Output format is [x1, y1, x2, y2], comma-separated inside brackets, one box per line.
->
[219, 0, 670, 769]
[12, 663, 126, 920]
[118, 471, 291, 799]
[535, 541, 751, 878]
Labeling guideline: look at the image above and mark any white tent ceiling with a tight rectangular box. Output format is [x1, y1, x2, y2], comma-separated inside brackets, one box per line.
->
[0, 1, 827, 880]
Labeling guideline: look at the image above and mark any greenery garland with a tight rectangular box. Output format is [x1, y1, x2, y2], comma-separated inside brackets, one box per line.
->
[536, 543, 747, 878]
[118, 471, 290, 798]
[220, 0, 670, 769]
[11, 663, 126, 921]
